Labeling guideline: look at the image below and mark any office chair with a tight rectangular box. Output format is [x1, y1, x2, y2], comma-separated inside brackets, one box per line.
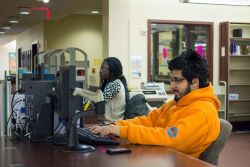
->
[124, 94, 150, 119]
[199, 119, 232, 166]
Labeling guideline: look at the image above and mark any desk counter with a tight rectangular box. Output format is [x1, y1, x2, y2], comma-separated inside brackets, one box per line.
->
[0, 137, 214, 167]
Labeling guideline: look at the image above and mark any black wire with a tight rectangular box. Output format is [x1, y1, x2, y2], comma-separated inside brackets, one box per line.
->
[7, 89, 25, 139]
[13, 98, 21, 106]
[8, 91, 19, 127]
[7, 125, 13, 140]
[7, 108, 20, 130]
[16, 116, 29, 133]
[10, 109, 18, 117]
[54, 123, 64, 137]
[7, 109, 18, 131]
[12, 99, 24, 112]
[10, 89, 25, 136]
[11, 90, 19, 108]
[10, 89, 24, 109]
[53, 121, 61, 132]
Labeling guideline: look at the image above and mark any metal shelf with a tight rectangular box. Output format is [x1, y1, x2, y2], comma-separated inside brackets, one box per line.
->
[229, 99, 250, 102]
[229, 68, 250, 71]
[230, 37, 250, 41]
[229, 83, 250, 86]
[229, 113, 250, 117]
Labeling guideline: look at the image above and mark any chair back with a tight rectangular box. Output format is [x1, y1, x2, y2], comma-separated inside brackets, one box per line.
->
[124, 94, 149, 119]
[199, 119, 232, 166]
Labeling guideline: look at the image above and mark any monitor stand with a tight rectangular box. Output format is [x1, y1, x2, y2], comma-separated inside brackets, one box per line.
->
[64, 110, 95, 153]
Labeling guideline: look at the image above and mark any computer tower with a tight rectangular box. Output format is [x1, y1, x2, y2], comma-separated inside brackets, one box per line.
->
[23, 80, 56, 140]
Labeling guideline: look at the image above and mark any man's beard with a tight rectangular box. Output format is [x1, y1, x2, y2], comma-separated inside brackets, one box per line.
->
[174, 84, 191, 101]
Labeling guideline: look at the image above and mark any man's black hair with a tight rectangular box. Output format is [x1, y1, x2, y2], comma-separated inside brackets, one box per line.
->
[168, 49, 209, 88]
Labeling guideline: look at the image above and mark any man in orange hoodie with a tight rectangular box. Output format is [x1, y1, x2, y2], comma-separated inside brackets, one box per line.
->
[90, 49, 220, 158]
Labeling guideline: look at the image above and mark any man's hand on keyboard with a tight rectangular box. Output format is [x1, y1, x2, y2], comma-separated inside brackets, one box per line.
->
[89, 124, 120, 137]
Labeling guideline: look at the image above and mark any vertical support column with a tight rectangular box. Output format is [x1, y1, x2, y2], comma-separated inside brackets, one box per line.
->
[108, 0, 130, 79]
[3, 71, 8, 135]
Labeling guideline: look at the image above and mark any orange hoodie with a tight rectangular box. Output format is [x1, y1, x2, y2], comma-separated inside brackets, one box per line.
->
[116, 83, 220, 158]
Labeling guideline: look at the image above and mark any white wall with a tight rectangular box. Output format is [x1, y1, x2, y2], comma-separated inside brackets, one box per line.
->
[0, 40, 16, 80]
[102, 0, 109, 59]
[16, 23, 44, 52]
[108, 0, 130, 84]
[108, 0, 250, 89]
[0, 34, 16, 46]
[44, 14, 102, 86]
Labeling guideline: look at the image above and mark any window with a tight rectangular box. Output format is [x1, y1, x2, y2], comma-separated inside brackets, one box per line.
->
[148, 20, 213, 87]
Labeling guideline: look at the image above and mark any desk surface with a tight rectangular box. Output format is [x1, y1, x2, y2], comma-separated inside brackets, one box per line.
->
[0, 137, 214, 167]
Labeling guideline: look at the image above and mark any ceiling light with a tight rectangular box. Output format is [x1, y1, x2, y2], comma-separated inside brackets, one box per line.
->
[19, 7, 31, 15]
[91, 10, 100, 14]
[0, 31, 5, 34]
[180, 0, 250, 6]
[9, 20, 19, 23]
[20, 11, 30, 15]
[36, 0, 50, 3]
[2, 27, 11, 30]
[2, 25, 11, 30]
[43, 0, 50, 3]
[9, 16, 19, 24]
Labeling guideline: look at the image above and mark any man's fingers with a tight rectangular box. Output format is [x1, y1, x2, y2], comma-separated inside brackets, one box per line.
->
[89, 125, 118, 137]
[99, 128, 110, 137]
[89, 126, 102, 134]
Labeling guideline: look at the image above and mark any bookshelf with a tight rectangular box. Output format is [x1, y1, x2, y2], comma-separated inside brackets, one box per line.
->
[219, 22, 250, 122]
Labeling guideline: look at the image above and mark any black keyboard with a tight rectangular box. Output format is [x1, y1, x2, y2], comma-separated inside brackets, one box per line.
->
[77, 127, 120, 145]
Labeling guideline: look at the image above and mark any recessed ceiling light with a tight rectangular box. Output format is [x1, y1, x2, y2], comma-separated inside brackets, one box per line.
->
[9, 16, 19, 24]
[9, 20, 19, 23]
[36, 0, 50, 3]
[2, 25, 11, 30]
[19, 7, 31, 15]
[43, 0, 50, 3]
[20, 11, 30, 15]
[91, 10, 100, 14]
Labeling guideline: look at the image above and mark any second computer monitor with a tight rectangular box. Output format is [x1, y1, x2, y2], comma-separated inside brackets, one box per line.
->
[58, 66, 83, 134]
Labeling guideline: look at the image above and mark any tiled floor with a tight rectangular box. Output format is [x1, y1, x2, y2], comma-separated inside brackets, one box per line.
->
[218, 132, 250, 167]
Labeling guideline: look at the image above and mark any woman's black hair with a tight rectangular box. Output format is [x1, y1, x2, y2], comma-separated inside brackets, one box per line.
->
[168, 49, 209, 88]
[100, 57, 129, 103]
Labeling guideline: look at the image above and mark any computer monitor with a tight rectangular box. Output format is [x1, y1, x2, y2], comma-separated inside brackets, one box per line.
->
[57, 66, 83, 141]
[20, 65, 84, 143]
